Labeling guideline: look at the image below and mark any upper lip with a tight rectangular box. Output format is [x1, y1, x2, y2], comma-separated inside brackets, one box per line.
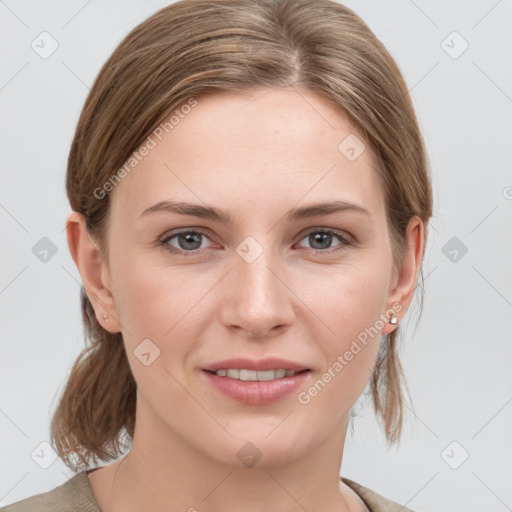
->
[202, 357, 310, 372]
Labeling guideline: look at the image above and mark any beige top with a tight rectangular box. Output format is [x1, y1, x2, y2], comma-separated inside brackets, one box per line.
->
[0, 469, 414, 512]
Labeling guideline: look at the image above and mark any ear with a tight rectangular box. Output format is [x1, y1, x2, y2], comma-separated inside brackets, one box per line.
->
[66, 211, 121, 333]
[380, 215, 424, 336]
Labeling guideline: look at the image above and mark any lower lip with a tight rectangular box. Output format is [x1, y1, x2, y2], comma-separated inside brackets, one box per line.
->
[202, 370, 311, 405]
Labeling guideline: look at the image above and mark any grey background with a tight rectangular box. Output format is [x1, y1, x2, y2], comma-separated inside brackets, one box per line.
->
[1, 1, 511, 510]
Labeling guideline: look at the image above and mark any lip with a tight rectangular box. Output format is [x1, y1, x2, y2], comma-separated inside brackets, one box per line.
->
[201, 369, 311, 405]
[201, 357, 310, 372]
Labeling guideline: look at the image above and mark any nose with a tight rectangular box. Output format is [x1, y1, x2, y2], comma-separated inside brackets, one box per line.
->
[218, 245, 295, 340]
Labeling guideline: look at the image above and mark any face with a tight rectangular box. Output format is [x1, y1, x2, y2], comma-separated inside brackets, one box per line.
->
[91, 87, 406, 467]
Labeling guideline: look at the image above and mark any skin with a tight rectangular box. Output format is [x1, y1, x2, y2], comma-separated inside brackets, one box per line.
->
[67, 86, 423, 512]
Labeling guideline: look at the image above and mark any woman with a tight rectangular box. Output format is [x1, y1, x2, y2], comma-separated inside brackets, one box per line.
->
[3, 0, 432, 510]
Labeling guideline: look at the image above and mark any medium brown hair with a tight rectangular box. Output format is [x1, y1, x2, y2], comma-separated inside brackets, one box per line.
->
[52, 0, 433, 471]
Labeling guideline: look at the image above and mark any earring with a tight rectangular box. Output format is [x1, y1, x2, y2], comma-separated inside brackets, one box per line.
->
[389, 313, 398, 325]
[102, 313, 109, 324]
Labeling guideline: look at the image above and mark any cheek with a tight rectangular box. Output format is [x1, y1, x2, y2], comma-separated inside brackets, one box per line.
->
[308, 258, 390, 338]
[111, 252, 215, 354]
[111, 257, 206, 400]
[301, 261, 389, 390]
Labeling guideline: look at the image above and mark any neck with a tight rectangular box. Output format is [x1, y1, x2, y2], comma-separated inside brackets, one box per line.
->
[90, 400, 364, 512]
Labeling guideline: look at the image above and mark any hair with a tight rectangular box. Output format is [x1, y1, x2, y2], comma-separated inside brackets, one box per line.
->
[51, 0, 433, 471]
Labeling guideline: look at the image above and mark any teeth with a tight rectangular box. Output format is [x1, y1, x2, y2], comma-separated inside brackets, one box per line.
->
[214, 368, 300, 380]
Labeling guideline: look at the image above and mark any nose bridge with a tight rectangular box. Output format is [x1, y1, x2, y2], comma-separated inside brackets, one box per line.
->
[237, 237, 282, 306]
[241, 250, 278, 299]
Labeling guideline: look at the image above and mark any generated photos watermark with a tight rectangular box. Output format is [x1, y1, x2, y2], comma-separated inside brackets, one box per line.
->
[93, 97, 198, 200]
[297, 302, 403, 405]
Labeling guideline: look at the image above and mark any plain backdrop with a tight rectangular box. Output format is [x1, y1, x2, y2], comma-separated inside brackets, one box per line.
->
[1, 1, 511, 510]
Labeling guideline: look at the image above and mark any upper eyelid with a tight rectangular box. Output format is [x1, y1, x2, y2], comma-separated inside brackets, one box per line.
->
[161, 227, 216, 243]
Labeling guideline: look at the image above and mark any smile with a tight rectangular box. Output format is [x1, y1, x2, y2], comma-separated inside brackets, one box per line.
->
[208, 368, 306, 380]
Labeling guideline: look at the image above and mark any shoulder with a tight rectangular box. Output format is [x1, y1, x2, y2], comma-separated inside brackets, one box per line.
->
[341, 476, 415, 512]
[0, 471, 101, 512]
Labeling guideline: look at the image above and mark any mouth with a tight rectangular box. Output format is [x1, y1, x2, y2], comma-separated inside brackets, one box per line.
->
[203, 368, 311, 381]
[201, 368, 312, 405]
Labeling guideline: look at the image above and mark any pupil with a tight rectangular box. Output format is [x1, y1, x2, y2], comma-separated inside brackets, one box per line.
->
[311, 232, 331, 250]
[180, 233, 201, 250]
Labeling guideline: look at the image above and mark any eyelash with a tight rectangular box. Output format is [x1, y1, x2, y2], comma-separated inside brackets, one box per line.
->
[160, 228, 354, 257]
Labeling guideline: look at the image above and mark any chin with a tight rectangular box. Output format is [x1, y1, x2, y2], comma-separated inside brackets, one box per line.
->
[218, 429, 312, 469]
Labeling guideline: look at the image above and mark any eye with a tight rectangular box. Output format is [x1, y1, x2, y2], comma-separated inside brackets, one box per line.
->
[296, 229, 353, 254]
[161, 229, 215, 255]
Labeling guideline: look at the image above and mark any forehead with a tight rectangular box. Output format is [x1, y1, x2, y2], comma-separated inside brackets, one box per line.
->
[110, 87, 385, 224]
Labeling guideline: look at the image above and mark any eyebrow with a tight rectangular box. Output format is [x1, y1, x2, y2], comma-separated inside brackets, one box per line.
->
[139, 199, 370, 223]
